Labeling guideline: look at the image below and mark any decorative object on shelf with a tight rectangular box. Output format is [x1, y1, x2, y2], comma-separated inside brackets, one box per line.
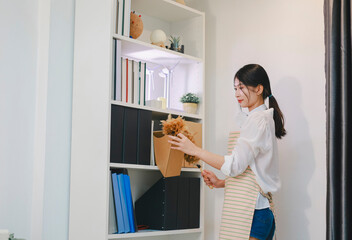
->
[180, 93, 199, 114]
[129, 11, 143, 39]
[145, 99, 162, 109]
[4, 231, 25, 240]
[167, 35, 184, 53]
[150, 29, 167, 48]
[157, 97, 166, 109]
[175, 0, 186, 5]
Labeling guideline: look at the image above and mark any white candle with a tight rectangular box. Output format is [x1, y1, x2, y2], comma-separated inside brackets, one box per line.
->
[0, 230, 9, 240]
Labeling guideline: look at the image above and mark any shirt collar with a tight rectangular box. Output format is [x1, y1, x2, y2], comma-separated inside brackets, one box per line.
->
[249, 104, 267, 115]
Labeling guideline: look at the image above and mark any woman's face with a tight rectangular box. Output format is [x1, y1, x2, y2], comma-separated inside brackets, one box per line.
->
[234, 78, 262, 111]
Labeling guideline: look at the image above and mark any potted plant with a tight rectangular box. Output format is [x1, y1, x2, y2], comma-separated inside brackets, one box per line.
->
[180, 93, 199, 114]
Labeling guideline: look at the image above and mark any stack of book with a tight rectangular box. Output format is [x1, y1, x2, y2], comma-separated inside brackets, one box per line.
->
[113, 40, 147, 105]
[110, 169, 137, 234]
[115, 0, 131, 37]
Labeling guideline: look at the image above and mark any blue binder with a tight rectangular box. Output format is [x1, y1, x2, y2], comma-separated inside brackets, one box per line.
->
[123, 174, 135, 232]
[117, 174, 131, 233]
[111, 173, 125, 233]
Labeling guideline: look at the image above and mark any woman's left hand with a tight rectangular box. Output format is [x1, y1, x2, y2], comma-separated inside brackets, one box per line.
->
[168, 133, 200, 156]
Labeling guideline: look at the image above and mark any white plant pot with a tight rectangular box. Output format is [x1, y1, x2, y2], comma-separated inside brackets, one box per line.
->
[183, 103, 198, 114]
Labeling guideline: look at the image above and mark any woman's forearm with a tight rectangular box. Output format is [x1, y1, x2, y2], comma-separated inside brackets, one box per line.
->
[195, 147, 225, 170]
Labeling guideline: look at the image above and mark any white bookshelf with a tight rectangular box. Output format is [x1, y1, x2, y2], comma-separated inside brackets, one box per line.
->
[69, 0, 205, 240]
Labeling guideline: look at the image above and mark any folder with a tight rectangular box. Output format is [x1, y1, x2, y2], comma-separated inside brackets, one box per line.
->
[189, 177, 200, 228]
[111, 173, 125, 233]
[110, 105, 125, 163]
[123, 174, 136, 233]
[109, 172, 118, 234]
[135, 177, 179, 230]
[117, 174, 131, 233]
[123, 107, 138, 164]
[177, 177, 190, 229]
[137, 109, 152, 165]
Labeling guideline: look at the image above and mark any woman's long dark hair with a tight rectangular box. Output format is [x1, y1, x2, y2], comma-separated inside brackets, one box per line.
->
[235, 64, 286, 139]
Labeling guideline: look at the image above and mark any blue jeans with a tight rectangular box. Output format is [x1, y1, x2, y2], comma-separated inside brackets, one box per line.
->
[250, 208, 275, 240]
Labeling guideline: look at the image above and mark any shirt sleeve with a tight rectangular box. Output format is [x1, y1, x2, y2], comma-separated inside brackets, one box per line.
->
[221, 113, 270, 177]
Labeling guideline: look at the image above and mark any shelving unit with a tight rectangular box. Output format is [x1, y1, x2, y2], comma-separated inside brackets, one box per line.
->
[69, 0, 205, 240]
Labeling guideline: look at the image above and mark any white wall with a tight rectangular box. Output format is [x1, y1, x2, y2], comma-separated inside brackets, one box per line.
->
[0, 0, 74, 239]
[190, 0, 326, 239]
[0, 0, 38, 238]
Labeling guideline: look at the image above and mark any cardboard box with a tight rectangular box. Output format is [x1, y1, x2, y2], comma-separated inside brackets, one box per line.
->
[153, 121, 202, 177]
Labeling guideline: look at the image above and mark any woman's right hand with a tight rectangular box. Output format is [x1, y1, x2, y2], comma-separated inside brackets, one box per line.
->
[201, 169, 225, 188]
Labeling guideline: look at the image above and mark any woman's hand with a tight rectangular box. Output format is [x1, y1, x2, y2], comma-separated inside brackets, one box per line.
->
[168, 133, 200, 157]
[201, 169, 225, 188]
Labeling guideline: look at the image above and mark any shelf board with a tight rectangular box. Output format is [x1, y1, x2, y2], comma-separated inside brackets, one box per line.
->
[111, 100, 203, 120]
[132, 0, 204, 22]
[109, 163, 201, 173]
[113, 34, 203, 65]
[108, 228, 202, 239]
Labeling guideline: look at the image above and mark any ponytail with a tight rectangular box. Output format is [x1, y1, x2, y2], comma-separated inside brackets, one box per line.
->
[268, 95, 286, 139]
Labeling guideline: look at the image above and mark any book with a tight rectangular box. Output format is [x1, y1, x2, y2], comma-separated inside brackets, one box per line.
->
[109, 172, 118, 234]
[121, 58, 127, 102]
[137, 109, 152, 165]
[127, 59, 133, 103]
[117, 174, 131, 233]
[113, 40, 122, 101]
[143, 62, 147, 105]
[139, 62, 145, 106]
[150, 120, 155, 166]
[116, 0, 123, 35]
[122, 0, 131, 37]
[123, 174, 136, 233]
[133, 60, 140, 104]
[111, 173, 125, 233]
[110, 105, 125, 163]
[122, 107, 138, 164]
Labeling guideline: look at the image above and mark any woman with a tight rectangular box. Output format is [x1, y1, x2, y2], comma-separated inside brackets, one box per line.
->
[168, 64, 286, 240]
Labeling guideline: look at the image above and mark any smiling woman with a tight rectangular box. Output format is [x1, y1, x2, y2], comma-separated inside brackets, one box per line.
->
[168, 64, 286, 240]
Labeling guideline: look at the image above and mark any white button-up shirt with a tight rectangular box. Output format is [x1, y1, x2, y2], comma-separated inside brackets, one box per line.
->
[221, 104, 281, 209]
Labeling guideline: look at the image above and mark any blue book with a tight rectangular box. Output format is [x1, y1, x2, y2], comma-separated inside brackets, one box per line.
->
[111, 173, 125, 233]
[123, 174, 135, 232]
[117, 174, 131, 233]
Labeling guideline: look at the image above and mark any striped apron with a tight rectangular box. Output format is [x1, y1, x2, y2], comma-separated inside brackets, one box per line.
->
[219, 132, 275, 240]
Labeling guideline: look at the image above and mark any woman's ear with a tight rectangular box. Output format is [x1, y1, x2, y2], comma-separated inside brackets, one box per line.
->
[256, 84, 264, 95]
